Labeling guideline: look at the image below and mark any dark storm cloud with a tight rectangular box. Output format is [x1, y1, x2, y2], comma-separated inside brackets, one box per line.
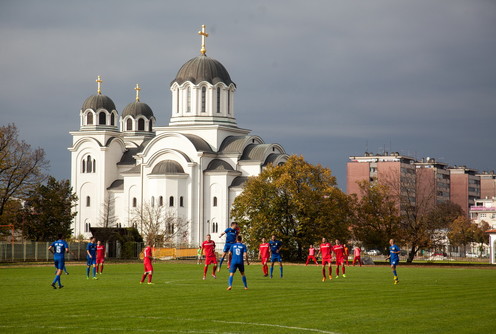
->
[1, 0, 495, 187]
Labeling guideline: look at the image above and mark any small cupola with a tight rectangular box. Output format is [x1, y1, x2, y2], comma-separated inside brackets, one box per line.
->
[80, 76, 118, 131]
[121, 84, 155, 137]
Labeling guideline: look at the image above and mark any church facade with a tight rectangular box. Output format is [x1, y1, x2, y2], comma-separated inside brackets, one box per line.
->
[69, 26, 288, 247]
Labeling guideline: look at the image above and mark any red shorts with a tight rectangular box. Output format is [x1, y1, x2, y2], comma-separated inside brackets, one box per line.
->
[205, 256, 218, 265]
[261, 257, 269, 265]
[335, 258, 345, 265]
[321, 257, 332, 265]
[144, 261, 153, 272]
[96, 257, 104, 264]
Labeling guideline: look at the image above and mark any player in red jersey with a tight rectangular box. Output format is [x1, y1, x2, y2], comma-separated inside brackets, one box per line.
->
[258, 238, 270, 277]
[96, 240, 106, 274]
[316, 238, 333, 281]
[352, 245, 362, 266]
[305, 244, 318, 265]
[344, 244, 350, 265]
[202, 234, 217, 280]
[140, 241, 154, 284]
[332, 239, 346, 278]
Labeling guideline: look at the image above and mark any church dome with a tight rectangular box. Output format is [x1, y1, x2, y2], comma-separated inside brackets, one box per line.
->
[81, 94, 116, 112]
[122, 101, 154, 118]
[151, 160, 185, 175]
[171, 55, 235, 87]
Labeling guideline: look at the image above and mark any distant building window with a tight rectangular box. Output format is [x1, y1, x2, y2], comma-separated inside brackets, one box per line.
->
[111, 113, 115, 125]
[132, 197, 137, 208]
[138, 118, 145, 131]
[126, 118, 133, 131]
[180, 196, 184, 207]
[149, 120, 153, 132]
[213, 196, 218, 207]
[86, 196, 91, 207]
[212, 222, 218, 233]
[216, 87, 221, 113]
[201, 86, 206, 112]
[87, 113, 93, 125]
[159, 196, 163, 207]
[82, 160, 85, 173]
[227, 90, 230, 114]
[99, 112, 106, 125]
[151, 196, 155, 207]
[167, 223, 175, 234]
[176, 89, 180, 113]
[86, 155, 93, 173]
[186, 86, 191, 112]
[169, 196, 174, 207]
[85, 223, 91, 232]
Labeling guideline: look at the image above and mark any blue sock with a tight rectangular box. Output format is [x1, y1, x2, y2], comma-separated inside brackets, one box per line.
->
[270, 266, 274, 277]
[393, 270, 397, 276]
[86, 267, 90, 277]
[228, 275, 233, 287]
[93, 267, 96, 277]
[219, 258, 224, 268]
[242, 276, 247, 288]
[280, 266, 283, 277]
[52, 276, 58, 284]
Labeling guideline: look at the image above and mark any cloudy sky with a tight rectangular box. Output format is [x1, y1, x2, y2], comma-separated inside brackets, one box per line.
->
[1, 0, 495, 188]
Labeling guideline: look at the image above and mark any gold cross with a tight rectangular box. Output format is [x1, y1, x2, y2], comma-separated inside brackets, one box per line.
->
[198, 24, 208, 55]
[96, 75, 102, 94]
[135, 84, 141, 102]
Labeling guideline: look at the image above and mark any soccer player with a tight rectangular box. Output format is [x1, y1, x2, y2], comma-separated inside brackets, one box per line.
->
[386, 239, 400, 284]
[352, 245, 362, 266]
[217, 222, 238, 271]
[196, 245, 203, 264]
[269, 235, 283, 278]
[86, 237, 97, 279]
[140, 240, 154, 284]
[316, 237, 332, 281]
[258, 237, 270, 277]
[305, 244, 318, 266]
[227, 235, 250, 290]
[96, 240, 106, 274]
[201, 234, 217, 280]
[48, 233, 69, 289]
[333, 239, 346, 278]
[344, 244, 350, 266]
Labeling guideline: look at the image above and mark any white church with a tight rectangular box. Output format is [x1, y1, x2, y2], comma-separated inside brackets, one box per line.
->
[69, 26, 288, 247]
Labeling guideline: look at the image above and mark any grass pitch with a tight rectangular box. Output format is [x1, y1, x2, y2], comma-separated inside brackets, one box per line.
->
[0, 262, 494, 334]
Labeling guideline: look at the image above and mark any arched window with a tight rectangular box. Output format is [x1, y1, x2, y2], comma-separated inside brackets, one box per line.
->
[151, 196, 155, 207]
[85, 223, 91, 232]
[176, 89, 180, 113]
[186, 86, 191, 112]
[110, 113, 115, 125]
[126, 118, 133, 131]
[132, 197, 137, 208]
[86, 155, 92, 173]
[213, 222, 218, 233]
[213, 196, 217, 207]
[216, 87, 221, 113]
[82, 160, 85, 173]
[148, 120, 153, 132]
[93, 159, 96, 173]
[180, 196, 184, 207]
[87, 113, 93, 125]
[201, 86, 206, 112]
[99, 112, 106, 125]
[86, 196, 91, 207]
[169, 196, 174, 207]
[159, 196, 163, 207]
[227, 90, 231, 114]
[138, 118, 145, 131]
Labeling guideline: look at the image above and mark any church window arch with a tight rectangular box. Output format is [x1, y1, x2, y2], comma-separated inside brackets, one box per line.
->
[138, 118, 145, 131]
[110, 113, 115, 125]
[82, 159, 85, 173]
[212, 222, 218, 233]
[213, 196, 218, 207]
[201, 86, 206, 112]
[86, 112, 93, 125]
[126, 118, 133, 131]
[159, 196, 163, 207]
[151, 196, 155, 207]
[85, 222, 91, 233]
[132, 197, 137, 208]
[180, 196, 184, 207]
[169, 196, 174, 207]
[148, 120, 153, 132]
[93, 159, 96, 173]
[86, 196, 91, 207]
[216, 87, 221, 113]
[227, 89, 231, 114]
[86, 155, 93, 173]
[186, 86, 191, 112]
[176, 89, 180, 114]
[98, 112, 106, 125]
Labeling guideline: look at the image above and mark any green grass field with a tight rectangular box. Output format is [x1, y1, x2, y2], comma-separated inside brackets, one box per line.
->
[0, 262, 495, 334]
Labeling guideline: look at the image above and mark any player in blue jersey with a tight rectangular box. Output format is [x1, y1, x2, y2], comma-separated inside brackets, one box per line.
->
[86, 237, 98, 279]
[217, 222, 239, 272]
[227, 235, 250, 290]
[386, 239, 400, 284]
[48, 234, 69, 289]
[269, 234, 283, 278]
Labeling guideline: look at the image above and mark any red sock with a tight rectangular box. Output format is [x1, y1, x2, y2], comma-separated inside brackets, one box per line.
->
[148, 274, 152, 283]
[329, 267, 332, 277]
[101, 264, 104, 273]
[343, 266, 346, 274]
[203, 266, 208, 276]
[322, 268, 326, 277]
[213, 266, 217, 275]
[336, 267, 340, 276]
[140, 273, 147, 283]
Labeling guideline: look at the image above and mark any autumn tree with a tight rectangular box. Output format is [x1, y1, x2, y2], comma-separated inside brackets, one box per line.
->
[350, 181, 401, 253]
[0, 124, 49, 221]
[23, 177, 77, 241]
[231, 155, 352, 261]
[473, 221, 490, 257]
[100, 193, 119, 227]
[132, 202, 189, 245]
[447, 216, 476, 256]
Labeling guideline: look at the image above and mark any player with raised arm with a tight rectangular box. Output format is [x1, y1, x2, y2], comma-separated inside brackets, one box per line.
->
[49, 233, 69, 289]
[217, 222, 238, 272]
[316, 237, 332, 282]
[201, 234, 217, 280]
[305, 244, 318, 266]
[269, 235, 283, 278]
[333, 239, 346, 278]
[86, 237, 97, 279]
[227, 235, 250, 290]
[96, 240, 106, 274]
[140, 241, 154, 284]
[258, 237, 270, 277]
[386, 239, 400, 284]
[352, 245, 362, 266]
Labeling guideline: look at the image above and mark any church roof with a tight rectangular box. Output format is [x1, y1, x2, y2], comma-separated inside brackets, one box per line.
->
[240, 144, 273, 161]
[218, 136, 262, 154]
[107, 179, 124, 191]
[205, 159, 234, 171]
[183, 134, 213, 152]
[81, 94, 116, 112]
[117, 147, 144, 166]
[150, 160, 185, 175]
[171, 55, 235, 87]
[122, 101, 154, 118]
[230, 176, 248, 188]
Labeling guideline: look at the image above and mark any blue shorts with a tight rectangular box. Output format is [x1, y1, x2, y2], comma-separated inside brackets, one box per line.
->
[87, 256, 96, 266]
[390, 258, 399, 266]
[229, 262, 245, 274]
[54, 258, 65, 270]
[271, 253, 282, 262]
[223, 243, 234, 253]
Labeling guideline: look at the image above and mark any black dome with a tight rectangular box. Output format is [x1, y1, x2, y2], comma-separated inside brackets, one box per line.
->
[122, 101, 154, 118]
[81, 94, 116, 112]
[171, 55, 235, 87]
